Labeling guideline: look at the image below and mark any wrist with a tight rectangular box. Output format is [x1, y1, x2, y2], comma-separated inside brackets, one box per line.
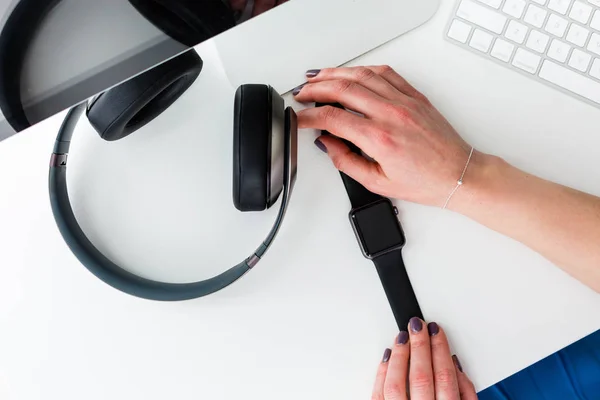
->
[447, 151, 509, 215]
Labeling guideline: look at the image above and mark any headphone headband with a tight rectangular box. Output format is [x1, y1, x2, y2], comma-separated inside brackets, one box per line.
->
[49, 103, 297, 300]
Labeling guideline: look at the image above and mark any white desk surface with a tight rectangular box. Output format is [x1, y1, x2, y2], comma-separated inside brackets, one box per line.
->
[1, 0, 600, 398]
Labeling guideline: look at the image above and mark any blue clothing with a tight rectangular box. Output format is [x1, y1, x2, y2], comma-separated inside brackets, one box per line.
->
[479, 330, 600, 400]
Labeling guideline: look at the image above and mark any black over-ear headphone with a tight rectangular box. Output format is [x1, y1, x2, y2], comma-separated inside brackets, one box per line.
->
[0, 0, 298, 300]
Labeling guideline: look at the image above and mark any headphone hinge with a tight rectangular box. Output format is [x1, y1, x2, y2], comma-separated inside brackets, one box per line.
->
[50, 153, 68, 168]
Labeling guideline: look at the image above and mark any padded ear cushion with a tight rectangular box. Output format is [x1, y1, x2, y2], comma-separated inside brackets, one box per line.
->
[87, 50, 202, 142]
[128, 0, 236, 47]
[233, 85, 275, 212]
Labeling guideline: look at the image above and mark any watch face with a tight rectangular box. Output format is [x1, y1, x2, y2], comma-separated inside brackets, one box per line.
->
[350, 199, 406, 259]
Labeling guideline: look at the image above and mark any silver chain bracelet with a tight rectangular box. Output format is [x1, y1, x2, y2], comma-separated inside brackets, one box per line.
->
[443, 147, 475, 210]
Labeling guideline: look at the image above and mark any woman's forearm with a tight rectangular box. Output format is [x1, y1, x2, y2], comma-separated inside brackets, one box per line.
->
[453, 153, 600, 292]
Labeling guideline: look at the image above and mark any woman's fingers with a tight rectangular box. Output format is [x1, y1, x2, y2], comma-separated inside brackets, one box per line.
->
[453, 356, 479, 400]
[296, 106, 378, 155]
[372, 326, 473, 400]
[305, 67, 406, 101]
[428, 323, 460, 400]
[383, 331, 410, 400]
[408, 317, 435, 400]
[302, 65, 425, 100]
[293, 79, 388, 119]
[372, 349, 392, 400]
[314, 135, 385, 192]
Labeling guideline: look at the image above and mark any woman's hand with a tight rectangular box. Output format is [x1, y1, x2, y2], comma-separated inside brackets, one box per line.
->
[373, 318, 477, 400]
[294, 66, 475, 208]
[294, 66, 600, 291]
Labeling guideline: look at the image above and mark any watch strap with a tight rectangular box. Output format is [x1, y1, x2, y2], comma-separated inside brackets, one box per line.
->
[316, 102, 424, 330]
[373, 250, 424, 330]
[340, 172, 383, 209]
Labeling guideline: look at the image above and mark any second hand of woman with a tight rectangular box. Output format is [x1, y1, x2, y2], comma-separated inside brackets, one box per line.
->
[374, 318, 477, 400]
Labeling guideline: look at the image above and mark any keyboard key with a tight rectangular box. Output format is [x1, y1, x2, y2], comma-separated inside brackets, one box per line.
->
[448, 19, 473, 43]
[548, 0, 571, 14]
[505, 20, 529, 43]
[539, 60, 600, 104]
[569, 48, 593, 71]
[547, 39, 572, 62]
[524, 4, 549, 28]
[545, 14, 569, 37]
[570, 1, 593, 24]
[512, 48, 542, 73]
[531, 0, 548, 4]
[476, 0, 502, 8]
[588, 33, 600, 55]
[590, 58, 600, 79]
[592, 10, 600, 31]
[526, 30, 550, 52]
[503, 0, 527, 18]
[457, 0, 508, 34]
[491, 38, 515, 61]
[566, 24, 590, 47]
[470, 29, 494, 52]
[588, 0, 600, 7]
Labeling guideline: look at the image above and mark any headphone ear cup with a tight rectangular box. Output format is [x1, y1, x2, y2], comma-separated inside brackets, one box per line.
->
[233, 85, 285, 212]
[87, 50, 202, 142]
[128, 0, 236, 47]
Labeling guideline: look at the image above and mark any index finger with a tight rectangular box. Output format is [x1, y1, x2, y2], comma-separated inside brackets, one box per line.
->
[293, 79, 388, 119]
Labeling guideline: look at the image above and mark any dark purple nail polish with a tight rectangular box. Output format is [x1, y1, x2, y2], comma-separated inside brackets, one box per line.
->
[409, 317, 423, 333]
[453, 355, 464, 373]
[382, 348, 392, 363]
[314, 138, 328, 153]
[397, 331, 409, 345]
[428, 322, 440, 336]
[292, 83, 306, 96]
[306, 69, 321, 78]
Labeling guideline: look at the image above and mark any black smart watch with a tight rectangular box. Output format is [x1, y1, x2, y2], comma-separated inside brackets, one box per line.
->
[318, 103, 424, 330]
[349, 198, 405, 259]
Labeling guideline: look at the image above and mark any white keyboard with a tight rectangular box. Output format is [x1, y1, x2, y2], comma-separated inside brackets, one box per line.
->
[446, 0, 600, 109]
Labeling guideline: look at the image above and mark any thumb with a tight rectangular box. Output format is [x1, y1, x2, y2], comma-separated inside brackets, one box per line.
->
[315, 135, 384, 192]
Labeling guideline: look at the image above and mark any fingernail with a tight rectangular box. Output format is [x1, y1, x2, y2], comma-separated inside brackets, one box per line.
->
[396, 331, 409, 345]
[382, 348, 392, 363]
[314, 137, 328, 153]
[292, 83, 306, 96]
[306, 69, 321, 78]
[452, 355, 464, 373]
[427, 322, 440, 336]
[409, 317, 423, 333]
